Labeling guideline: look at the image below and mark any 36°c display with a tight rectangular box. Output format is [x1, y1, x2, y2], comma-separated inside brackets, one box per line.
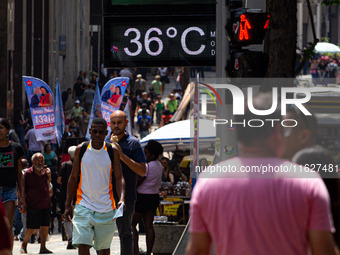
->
[103, 15, 216, 67]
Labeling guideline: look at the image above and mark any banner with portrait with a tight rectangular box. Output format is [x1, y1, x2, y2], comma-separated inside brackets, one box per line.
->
[23, 76, 56, 141]
[100, 77, 129, 127]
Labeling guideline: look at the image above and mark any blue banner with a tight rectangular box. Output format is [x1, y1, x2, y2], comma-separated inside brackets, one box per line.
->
[100, 77, 129, 127]
[55, 79, 65, 146]
[23, 76, 56, 141]
[86, 79, 102, 140]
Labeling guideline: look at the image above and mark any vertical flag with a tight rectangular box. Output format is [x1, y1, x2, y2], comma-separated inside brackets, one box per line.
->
[86, 78, 102, 140]
[100, 77, 129, 127]
[23, 76, 56, 141]
[123, 97, 133, 135]
[55, 79, 65, 147]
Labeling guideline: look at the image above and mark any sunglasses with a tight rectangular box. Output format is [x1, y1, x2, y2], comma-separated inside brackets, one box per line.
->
[91, 129, 107, 135]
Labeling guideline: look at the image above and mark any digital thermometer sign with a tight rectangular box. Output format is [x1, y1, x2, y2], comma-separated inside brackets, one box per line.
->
[103, 15, 216, 67]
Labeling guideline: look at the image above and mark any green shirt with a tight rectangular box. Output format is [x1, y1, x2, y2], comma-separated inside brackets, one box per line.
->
[152, 80, 162, 95]
[167, 100, 178, 113]
[156, 102, 164, 111]
[71, 106, 83, 119]
[42, 151, 57, 167]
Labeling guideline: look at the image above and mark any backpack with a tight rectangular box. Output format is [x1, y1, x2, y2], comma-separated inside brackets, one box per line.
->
[328, 63, 338, 78]
[140, 116, 149, 131]
[79, 141, 115, 165]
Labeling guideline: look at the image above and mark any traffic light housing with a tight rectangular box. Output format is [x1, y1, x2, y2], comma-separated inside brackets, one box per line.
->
[227, 50, 268, 77]
[226, 7, 269, 77]
[227, 9, 269, 47]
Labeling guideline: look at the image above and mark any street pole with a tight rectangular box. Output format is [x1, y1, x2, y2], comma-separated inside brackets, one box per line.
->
[216, 0, 228, 78]
[214, 0, 239, 164]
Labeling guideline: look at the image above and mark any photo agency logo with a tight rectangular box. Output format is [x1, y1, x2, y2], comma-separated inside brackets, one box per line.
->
[199, 83, 312, 128]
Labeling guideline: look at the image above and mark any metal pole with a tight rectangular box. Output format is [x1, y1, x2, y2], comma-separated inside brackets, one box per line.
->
[193, 73, 200, 172]
[214, 0, 238, 164]
[31, 0, 34, 76]
[98, 25, 101, 75]
[316, 3, 321, 39]
[297, 2, 303, 50]
[216, 0, 228, 78]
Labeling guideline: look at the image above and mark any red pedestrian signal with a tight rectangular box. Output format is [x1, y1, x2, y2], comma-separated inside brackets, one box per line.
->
[227, 9, 269, 46]
[264, 15, 270, 29]
[239, 14, 251, 41]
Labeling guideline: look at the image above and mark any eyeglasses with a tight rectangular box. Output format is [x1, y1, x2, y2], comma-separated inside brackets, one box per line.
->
[91, 129, 107, 135]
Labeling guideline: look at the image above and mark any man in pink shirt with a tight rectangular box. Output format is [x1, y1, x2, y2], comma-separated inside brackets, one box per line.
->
[187, 93, 337, 255]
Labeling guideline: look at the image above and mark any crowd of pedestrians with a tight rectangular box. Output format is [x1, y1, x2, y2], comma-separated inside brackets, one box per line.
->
[305, 56, 339, 86]
[60, 67, 185, 142]
[0, 65, 339, 255]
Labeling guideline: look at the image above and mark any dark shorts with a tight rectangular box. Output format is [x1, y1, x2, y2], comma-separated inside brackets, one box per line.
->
[135, 193, 159, 214]
[26, 207, 51, 229]
[160, 76, 170, 84]
[0, 186, 17, 203]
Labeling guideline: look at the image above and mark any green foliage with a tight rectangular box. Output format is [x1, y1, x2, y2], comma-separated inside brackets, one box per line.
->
[322, 0, 340, 5]
[320, 37, 330, 42]
[303, 42, 317, 60]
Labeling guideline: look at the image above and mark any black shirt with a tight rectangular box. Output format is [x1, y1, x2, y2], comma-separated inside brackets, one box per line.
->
[73, 82, 85, 97]
[137, 99, 152, 110]
[106, 133, 146, 201]
[0, 142, 25, 187]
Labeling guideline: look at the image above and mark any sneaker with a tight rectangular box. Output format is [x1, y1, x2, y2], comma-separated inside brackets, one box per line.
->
[67, 241, 76, 250]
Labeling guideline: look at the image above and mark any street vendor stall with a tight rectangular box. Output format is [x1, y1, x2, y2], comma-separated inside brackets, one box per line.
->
[140, 118, 216, 151]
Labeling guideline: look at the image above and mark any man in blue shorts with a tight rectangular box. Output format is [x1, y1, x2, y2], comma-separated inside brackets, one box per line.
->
[109, 110, 146, 255]
[65, 117, 125, 255]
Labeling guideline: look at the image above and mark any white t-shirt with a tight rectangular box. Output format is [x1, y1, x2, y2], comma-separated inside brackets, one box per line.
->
[76, 142, 115, 213]
[158, 67, 168, 77]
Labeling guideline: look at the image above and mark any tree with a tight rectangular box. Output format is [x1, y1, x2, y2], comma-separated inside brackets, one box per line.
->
[266, 0, 297, 77]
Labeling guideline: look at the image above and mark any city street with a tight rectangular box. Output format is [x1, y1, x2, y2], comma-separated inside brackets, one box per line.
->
[13, 230, 147, 255]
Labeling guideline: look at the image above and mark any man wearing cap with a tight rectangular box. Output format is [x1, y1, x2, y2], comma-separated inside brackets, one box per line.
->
[151, 75, 162, 97]
[70, 100, 84, 123]
[166, 93, 178, 115]
[134, 74, 146, 99]
[57, 146, 77, 249]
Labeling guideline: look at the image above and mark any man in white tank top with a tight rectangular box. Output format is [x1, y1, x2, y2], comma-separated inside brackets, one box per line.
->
[65, 117, 125, 255]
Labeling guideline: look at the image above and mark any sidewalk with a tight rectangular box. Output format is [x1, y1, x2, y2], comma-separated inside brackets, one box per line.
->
[13, 230, 147, 255]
